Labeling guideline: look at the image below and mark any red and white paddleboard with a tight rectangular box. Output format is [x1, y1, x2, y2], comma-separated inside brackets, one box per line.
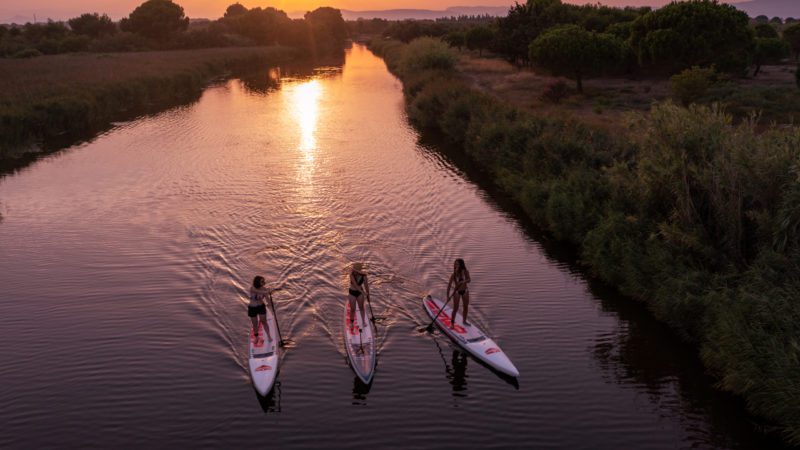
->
[248, 307, 280, 396]
[423, 295, 519, 378]
[343, 299, 376, 384]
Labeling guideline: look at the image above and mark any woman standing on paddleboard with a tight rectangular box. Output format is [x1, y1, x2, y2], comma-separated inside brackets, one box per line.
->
[248, 276, 274, 342]
[447, 258, 472, 327]
[348, 263, 370, 331]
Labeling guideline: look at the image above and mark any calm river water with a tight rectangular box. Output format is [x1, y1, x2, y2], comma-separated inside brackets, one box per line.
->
[0, 45, 787, 449]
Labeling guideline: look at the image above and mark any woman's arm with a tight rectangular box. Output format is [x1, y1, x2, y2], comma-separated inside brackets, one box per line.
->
[364, 275, 370, 297]
[465, 270, 471, 284]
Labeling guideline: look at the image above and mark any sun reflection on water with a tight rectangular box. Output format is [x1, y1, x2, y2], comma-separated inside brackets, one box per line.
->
[288, 79, 322, 162]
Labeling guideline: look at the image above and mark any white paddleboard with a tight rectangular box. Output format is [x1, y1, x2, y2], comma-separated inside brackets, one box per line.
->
[343, 299, 376, 384]
[423, 295, 519, 378]
[248, 306, 280, 396]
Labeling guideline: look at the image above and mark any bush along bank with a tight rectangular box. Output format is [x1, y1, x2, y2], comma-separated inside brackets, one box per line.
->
[369, 37, 800, 444]
[0, 46, 296, 159]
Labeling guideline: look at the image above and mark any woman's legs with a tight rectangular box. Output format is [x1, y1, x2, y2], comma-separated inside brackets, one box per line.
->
[462, 291, 470, 326]
[250, 316, 260, 337]
[357, 296, 367, 328]
[450, 293, 462, 328]
[348, 295, 357, 330]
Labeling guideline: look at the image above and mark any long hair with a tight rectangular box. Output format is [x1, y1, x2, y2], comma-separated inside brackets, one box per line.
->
[454, 258, 466, 275]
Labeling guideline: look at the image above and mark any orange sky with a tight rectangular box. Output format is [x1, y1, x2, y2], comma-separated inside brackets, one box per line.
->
[1, 0, 747, 21]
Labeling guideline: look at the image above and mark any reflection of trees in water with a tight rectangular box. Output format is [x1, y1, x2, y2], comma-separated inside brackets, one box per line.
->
[256, 380, 281, 413]
[588, 278, 787, 449]
[237, 50, 346, 96]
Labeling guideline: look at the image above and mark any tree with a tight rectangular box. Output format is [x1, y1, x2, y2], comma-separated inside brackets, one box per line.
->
[529, 24, 626, 93]
[68, 13, 117, 38]
[785, 23, 800, 60]
[305, 7, 347, 51]
[754, 23, 778, 39]
[224, 3, 248, 19]
[223, 7, 290, 45]
[465, 26, 494, 56]
[494, 0, 574, 64]
[630, 0, 755, 74]
[754, 15, 769, 24]
[754, 37, 789, 76]
[120, 0, 189, 41]
[444, 31, 466, 51]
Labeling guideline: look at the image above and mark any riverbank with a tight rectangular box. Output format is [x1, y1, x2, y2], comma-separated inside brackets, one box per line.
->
[0, 46, 296, 160]
[369, 37, 800, 444]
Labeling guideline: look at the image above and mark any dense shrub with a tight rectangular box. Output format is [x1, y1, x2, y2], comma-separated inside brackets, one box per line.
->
[11, 48, 42, 58]
[68, 13, 117, 38]
[670, 66, 716, 105]
[400, 37, 457, 74]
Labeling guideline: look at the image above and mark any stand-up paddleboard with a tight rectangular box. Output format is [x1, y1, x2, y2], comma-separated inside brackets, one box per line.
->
[423, 295, 519, 378]
[344, 299, 376, 384]
[248, 308, 280, 396]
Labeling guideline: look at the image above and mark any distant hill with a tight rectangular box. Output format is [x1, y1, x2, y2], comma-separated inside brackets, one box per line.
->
[734, 0, 800, 18]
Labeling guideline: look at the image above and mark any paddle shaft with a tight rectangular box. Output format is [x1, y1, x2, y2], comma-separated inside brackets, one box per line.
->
[425, 291, 455, 331]
[365, 291, 377, 322]
[268, 291, 285, 346]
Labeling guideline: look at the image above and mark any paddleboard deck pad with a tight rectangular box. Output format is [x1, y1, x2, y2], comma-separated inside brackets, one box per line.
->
[344, 299, 376, 384]
[423, 295, 519, 377]
[248, 306, 280, 396]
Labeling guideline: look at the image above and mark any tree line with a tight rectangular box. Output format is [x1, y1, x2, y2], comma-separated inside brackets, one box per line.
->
[376, 0, 800, 93]
[0, 0, 348, 58]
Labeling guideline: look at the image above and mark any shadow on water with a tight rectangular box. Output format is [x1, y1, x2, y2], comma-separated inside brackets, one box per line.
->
[352, 375, 373, 405]
[414, 132, 787, 447]
[256, 381, 282, 413]
[430, 329, 519, 396]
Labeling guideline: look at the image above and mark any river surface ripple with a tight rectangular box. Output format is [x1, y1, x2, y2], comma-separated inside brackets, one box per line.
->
[0, 45, 786, 449]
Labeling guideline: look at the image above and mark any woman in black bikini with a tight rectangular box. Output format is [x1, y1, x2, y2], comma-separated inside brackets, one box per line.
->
[248, 276, 274, 342]
[447, 258, 471, 327]
[348, 262, 370, 330]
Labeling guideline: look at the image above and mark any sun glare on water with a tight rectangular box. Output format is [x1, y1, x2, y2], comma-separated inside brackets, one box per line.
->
[288, 78, 322, 162]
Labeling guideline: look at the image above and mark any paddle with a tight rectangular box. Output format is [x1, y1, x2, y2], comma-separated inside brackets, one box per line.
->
[268, 289, 285, 347]
[420, 291, 456, 333]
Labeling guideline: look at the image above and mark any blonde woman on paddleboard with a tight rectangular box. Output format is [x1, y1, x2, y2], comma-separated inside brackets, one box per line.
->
[447, 258, 471, 327]
[248, 275, 274, 342]
[348, 263, 370, 331]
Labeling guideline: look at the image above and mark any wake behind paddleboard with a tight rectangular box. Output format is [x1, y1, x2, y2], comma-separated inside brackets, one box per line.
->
[343, 299, 376, 384]
[248, 307, 280, 396]
[423, 295, 519, 378]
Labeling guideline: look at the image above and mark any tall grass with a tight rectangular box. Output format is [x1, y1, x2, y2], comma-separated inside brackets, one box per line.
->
[370, 37, 800, 444]
[0, 46, 295, 156]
